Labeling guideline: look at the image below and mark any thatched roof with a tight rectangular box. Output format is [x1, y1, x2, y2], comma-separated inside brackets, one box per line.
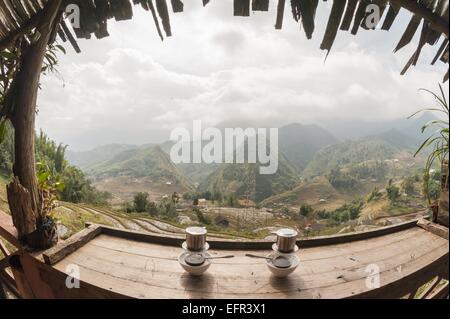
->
[0, 0, 449, 80]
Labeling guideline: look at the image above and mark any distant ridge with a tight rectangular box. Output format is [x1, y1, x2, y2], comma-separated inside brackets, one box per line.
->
[278, 123, 339, 172]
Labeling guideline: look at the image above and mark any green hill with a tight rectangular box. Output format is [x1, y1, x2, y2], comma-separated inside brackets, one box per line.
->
[199, 153, 299, 202]
[86, 145, 192, 188]
[261, 176, 350, 211]
[303, 138, 400, 178]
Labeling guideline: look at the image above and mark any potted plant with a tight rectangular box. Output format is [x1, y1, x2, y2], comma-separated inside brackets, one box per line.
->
[409, 84, 449, 225]
[25, 161, 64, 249]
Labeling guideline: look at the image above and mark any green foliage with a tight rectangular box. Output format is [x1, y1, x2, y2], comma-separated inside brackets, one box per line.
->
[36, 161, 64, 219]
[226, 194, 237, 207]
[329, 200, 363, 222]
[348, 161, 387, 180]
[409, 84, 449, 203]
[328, 167, 358, 189]
[133, 192, 149, 213]
[299, 203, 313, 217]
[199, 154, 299, 203]
[280, 206, 291, 215]
[158, 197, 177, 219]
[316, 210, 331, 219]
[122, 201, 134, 214]
[1, 44, 66, 125]
[367, 187, 381, 203]
[402, 176, 416, 195]
[60, 166, 111, 205]
[427, 179, 441, 201]
[386, 179, 400, 204]
[147, 201, 158, 216]
[194, 207, 211, 225]
[86, 145, 192, 189]
[36, 130, 67, 174]
[304, 139, 398, 177]
[0, 121, 13, 175]
[422, 171, 441, 201]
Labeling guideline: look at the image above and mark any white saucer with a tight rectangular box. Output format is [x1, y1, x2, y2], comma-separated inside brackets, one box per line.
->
[266, 252, 300, 278]
[272, 243, 299, 253]
[178, 251, 212, 276]
[182, 241, 210, 252]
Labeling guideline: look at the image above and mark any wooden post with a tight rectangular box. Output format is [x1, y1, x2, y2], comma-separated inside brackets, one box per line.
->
[6, 0, 62, 249]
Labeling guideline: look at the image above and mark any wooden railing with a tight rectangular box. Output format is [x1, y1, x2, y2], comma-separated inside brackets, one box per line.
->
[0, 209, 449, 299]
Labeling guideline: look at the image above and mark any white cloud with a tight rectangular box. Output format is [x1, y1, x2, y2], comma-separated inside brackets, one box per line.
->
[37, 1, 448, 150]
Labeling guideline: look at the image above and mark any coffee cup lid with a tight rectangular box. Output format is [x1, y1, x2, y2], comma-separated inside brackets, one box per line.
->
[186, 226, 207, 235]
[276, 228, 297, 237]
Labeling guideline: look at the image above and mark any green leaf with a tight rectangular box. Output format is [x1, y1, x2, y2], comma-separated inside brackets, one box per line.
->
[0, 51, 17, 60]
[54, 45, 66, 55]
[0, 118, 7, 143]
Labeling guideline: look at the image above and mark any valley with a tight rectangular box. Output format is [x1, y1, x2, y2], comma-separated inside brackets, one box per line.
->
[0, 116, 437, 240]
[57, 117, 436, 238]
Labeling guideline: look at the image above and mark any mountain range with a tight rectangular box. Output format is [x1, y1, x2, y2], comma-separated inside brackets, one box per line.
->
[66, 113, 434, 203]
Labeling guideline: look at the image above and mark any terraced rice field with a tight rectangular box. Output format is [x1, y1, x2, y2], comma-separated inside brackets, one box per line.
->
[57, 203, 242, 240]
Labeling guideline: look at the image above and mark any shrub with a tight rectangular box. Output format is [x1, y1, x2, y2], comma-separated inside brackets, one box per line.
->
[386, 180, 400, 204]
[147, 202, 158, 216]
[194, 208, 211, 225]
[317, 210, 330, 219]
[402, 177, 415, 195]
[299, 204, 313, 217]
[122, 201, 134, 214]
[133, 192, 149, 212]
[367, 188, 381, 203]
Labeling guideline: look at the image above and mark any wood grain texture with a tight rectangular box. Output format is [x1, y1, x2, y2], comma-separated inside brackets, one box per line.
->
[50, 226, 448, 299]
[0, 210, 21, 249]
[88, 218, 421, 251]
[417, 219, 449, 240]
[42, 225, 102, 265]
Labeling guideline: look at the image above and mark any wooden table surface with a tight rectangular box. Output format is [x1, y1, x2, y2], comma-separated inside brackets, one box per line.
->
[52, 226, 449, 299]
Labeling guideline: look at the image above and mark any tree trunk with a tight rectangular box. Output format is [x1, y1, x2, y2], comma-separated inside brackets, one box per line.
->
[7, 0, 62, 249]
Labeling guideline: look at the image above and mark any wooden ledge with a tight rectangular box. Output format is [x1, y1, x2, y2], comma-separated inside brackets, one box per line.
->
[417, 219, 449, 240]
[42, 225, 101, 265]
[84, 218, 422, 250]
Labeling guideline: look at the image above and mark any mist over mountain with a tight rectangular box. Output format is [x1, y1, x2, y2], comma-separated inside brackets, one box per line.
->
[66, 144, 140, 170]
[278, 123, 339, 172]
[318, 112, 440, 141]
[64, 114, 433, 204]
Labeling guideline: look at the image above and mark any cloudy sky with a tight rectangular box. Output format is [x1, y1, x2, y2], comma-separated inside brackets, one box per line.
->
[37, 1, 449, 151]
